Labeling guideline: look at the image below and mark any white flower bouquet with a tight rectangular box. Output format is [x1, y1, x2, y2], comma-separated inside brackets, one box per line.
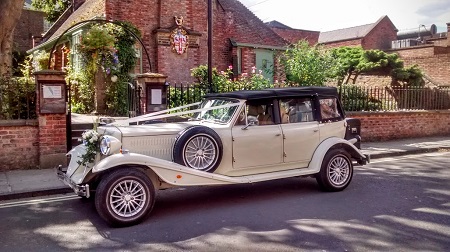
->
[78, 129, 100, 166]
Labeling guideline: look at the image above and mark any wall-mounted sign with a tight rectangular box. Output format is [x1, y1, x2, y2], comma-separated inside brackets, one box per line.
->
[43, 85, 62, 98]
[170, 16, 189, 55]
[39, 83, 66, 114]
[151, 89, 162, 105]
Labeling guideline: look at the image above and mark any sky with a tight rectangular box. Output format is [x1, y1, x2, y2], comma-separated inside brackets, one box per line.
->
[238, 0, 450, 33]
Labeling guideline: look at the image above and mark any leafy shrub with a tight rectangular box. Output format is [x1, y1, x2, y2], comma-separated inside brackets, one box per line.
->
[339, 85, 383, 111]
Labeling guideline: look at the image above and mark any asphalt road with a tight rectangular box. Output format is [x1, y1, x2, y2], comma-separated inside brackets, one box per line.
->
[1, 152, 449, 251]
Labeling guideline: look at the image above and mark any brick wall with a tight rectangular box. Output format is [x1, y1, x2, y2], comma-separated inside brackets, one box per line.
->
[348, 111, 450, 142]
[106, 0, 159, 74]
[323, 38, 362, 48]
[38, 114, 67, 157]
[0, 115, 67, 171]
[390, 45, 450, 85]
[362, 17, 397, 50]
[13, 9, 45, 52]
[0, 121, 39, 171]
[269, 27, 319, 45]
[1, 111, 449, 170]
[106, 0, 285, 84]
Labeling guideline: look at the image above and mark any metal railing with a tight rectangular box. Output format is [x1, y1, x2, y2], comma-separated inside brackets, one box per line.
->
[167, 83, 450, 112]
[127, 82, 142, 117]
[0, 78, 36, 120]
[339, 85, 450, 111]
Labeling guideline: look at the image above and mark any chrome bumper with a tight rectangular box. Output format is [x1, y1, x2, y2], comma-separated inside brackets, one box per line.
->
[56, 165, 90, 198]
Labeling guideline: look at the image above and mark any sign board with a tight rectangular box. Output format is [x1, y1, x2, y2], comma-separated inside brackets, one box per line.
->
[43, 85, 62, 99]
[39, 83, 66, 114]
[151, 89, 162, 104]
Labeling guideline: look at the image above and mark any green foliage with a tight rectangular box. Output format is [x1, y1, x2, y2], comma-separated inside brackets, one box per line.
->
[66, 70, 95, 113]
[104, 22, 140, 115]
[391, 65, 423, 87]
[12, 51, 27, 77]
[168, 85, 206, 109]
[32, 50, 50, 71]
[77, 25, 117, 74]
[339, 85, 383, 111]
[70, 22, 140, 115]
[31, 0, 70, 23]
[280, 40, 339, 86]
[0, 56, 36, 119]
[331, 46, 421, 86]
[169, 65, 274, 108]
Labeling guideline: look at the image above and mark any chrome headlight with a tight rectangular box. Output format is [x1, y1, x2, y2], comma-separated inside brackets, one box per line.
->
[100, 136, 111, 155]
[99, 136, 121, 156]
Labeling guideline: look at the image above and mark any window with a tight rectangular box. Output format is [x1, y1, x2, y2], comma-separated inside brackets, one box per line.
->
[319, 98, 341, 121]
[244, 100, 274, 126]
[71, 31, 83, 72]
[280, 98, 314, 124]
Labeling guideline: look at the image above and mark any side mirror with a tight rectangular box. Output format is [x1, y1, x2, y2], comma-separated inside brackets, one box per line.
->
[242, 117, 258, 130]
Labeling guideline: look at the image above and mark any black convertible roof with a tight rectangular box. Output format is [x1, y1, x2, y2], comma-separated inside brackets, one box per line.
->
[204, 87, 339, 100]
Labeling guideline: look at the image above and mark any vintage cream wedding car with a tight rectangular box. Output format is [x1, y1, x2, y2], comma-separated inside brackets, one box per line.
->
[57, 87, 369, 226]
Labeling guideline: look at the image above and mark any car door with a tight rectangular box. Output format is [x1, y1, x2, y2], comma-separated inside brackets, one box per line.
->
[231, 101, 283, 169]
[279, 98, 320, 167]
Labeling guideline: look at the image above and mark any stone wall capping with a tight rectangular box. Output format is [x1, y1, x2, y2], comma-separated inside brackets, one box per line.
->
[0, 120, 39, 127]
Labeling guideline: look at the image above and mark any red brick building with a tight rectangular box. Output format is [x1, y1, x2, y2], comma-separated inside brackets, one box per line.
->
[266, 20, 319, 46]
[13, 2, 45, 53]
[318, 15, 398, 50]
[31, 0, 287, 83]
[388, 23, 450, 85]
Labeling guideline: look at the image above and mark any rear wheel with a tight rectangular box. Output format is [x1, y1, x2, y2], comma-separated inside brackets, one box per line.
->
[95, 169, 155, 227]
[316, 149, 353, 192]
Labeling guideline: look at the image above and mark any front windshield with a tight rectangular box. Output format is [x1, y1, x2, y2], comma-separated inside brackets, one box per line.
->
[194, 99, 240, 124]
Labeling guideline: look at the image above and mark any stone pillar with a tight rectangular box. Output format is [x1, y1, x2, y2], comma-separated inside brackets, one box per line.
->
[135, 73, 168, 114]
[34, 70, 67, 169]
[94, 70, 107, 114]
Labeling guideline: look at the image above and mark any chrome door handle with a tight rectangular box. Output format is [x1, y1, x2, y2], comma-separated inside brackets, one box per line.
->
[275, 133, 281, 136]
[313, 129, 319, 132]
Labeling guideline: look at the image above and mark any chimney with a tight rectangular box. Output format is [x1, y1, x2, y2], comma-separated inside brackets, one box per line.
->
[447, 23, 450, 47]
[32, 36, 43, 47]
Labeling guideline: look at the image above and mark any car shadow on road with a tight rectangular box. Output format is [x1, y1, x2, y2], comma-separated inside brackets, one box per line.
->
[1, 153, 449, 251]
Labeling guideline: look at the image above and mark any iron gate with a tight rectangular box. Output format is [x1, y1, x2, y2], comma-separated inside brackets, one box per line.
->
[127, 81, 142, 117]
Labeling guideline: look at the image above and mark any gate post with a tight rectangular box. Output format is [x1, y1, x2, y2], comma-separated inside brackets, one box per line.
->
[34, 70, 67, 168]
[135, 73, 168, 114]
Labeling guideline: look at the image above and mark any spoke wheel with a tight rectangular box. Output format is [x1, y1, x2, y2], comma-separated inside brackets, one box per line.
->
[109, 179, 147, 218]
[95, 169, 155, 227]
[173, 126, 223, 173]
[184, 135, 217, 170]
[316, 149, 353, 192]
[327, 156, 350, 186]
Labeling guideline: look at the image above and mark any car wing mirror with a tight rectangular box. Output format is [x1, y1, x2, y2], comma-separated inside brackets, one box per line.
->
[242, 117, 258, 130]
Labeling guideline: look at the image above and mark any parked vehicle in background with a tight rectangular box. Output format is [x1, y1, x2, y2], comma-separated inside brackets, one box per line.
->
[57, 87, 369, 226]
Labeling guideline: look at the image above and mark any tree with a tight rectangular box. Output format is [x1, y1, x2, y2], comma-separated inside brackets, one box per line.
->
[0, 0, 25, 78]
[32, 0, 70, 23]
[280, 40, 339, 86]
[331, 46, 421, 86]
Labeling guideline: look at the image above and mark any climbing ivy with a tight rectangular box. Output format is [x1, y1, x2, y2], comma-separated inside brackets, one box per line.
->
[66, 22, 140, 115]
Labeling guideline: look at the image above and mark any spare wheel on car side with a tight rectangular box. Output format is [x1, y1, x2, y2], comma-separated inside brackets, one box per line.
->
[173, 126, 223, 173]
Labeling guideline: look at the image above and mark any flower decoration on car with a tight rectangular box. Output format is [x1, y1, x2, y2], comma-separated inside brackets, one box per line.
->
[78, 129, 100, 166]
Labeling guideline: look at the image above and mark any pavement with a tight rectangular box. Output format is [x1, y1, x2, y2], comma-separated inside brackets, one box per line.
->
[1, 136, 449, 201]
